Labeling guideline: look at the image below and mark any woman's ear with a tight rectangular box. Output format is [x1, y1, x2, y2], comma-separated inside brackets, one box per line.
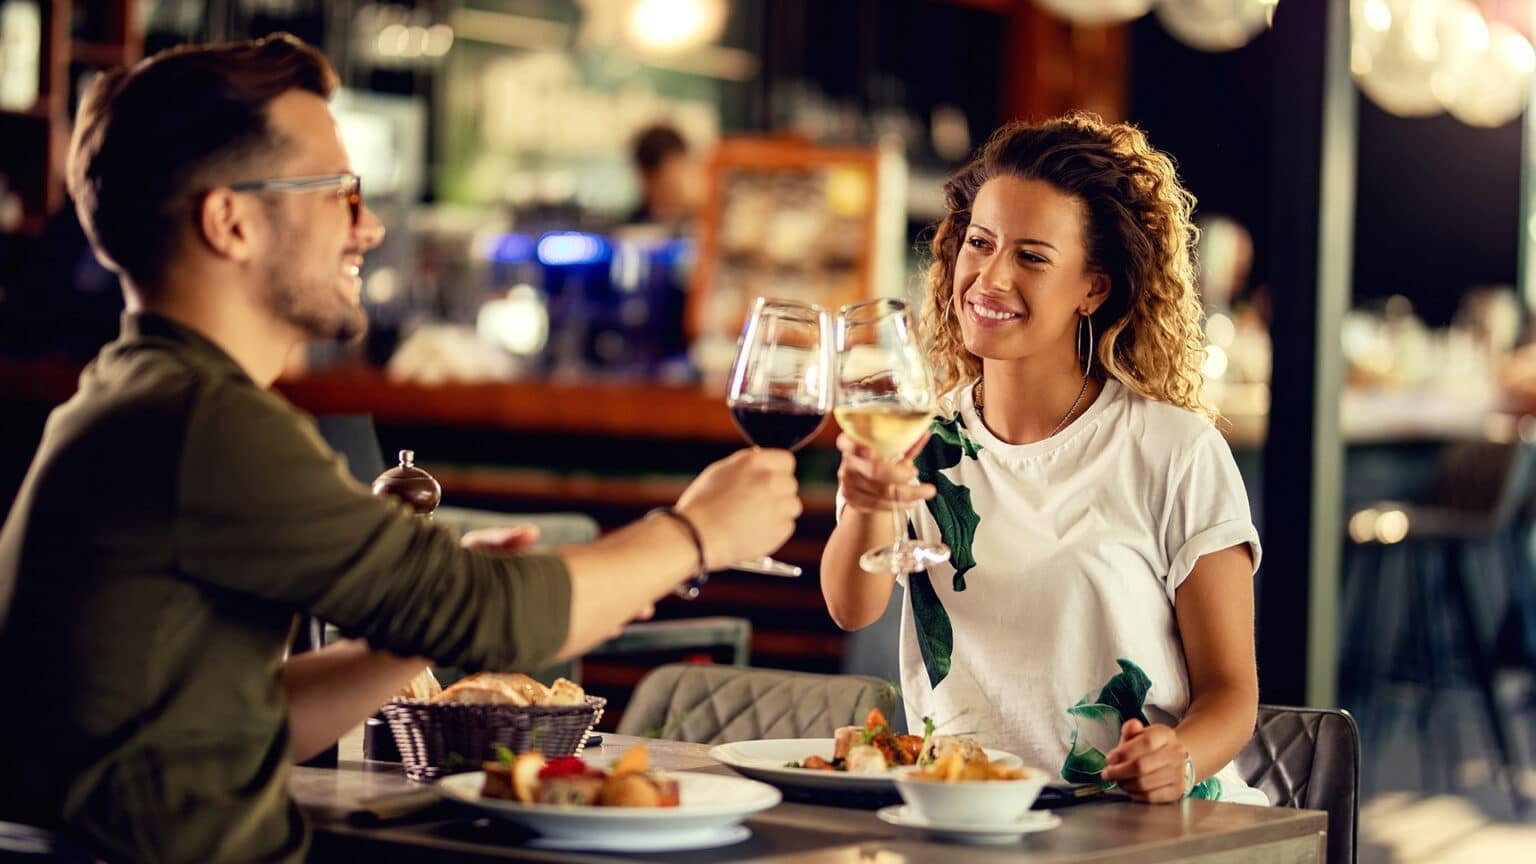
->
[1082, 271, 1111, 315]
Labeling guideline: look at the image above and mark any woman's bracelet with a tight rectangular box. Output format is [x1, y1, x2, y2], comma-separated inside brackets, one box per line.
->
[646, 506, 708, 599]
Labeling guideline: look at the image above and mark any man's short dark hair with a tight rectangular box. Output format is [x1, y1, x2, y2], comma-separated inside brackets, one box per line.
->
[631, 124, 688, 177]
[67, 33, 338, 291]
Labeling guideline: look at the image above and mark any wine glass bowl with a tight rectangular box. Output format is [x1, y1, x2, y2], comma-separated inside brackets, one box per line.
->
[723, 297, 833, 577]
[834, 298, 950, 574]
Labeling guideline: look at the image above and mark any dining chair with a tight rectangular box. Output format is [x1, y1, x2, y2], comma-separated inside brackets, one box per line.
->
[615, 663, 900, 743]
[1338, 431, 1536, 812]
[1235, 705, 1360, 864]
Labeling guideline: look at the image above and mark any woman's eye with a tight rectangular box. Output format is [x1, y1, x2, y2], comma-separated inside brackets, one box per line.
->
[1020, 252, 1047, 265]
[965, 236, 989, 250]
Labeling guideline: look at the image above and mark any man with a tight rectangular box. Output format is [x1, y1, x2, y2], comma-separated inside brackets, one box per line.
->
[628, 123, 702, 226]
[0, 34, 801, 862]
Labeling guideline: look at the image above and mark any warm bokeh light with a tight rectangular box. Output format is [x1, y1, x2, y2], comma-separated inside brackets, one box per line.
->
[627, 0, 727, 52]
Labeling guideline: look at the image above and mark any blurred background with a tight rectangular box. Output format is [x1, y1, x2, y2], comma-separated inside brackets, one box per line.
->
[2, 2, 1536, 859]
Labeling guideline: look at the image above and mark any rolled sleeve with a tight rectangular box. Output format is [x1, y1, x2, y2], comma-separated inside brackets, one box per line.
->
[1163, 428, 1262, 604]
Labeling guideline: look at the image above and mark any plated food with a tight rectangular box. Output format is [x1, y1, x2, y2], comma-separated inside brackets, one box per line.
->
[482, 744, 678, 808]
[436, 740, 781, 852]
[786, 708, 988, 776]
[907, 748, 1031, 782]
[891, 749, 1050, 829]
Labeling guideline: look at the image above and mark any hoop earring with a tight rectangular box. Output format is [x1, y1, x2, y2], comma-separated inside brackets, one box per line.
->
[1077, 313, 1094, 379]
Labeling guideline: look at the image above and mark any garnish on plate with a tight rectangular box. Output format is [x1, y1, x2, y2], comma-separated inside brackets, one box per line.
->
[480, 743, 679, 808]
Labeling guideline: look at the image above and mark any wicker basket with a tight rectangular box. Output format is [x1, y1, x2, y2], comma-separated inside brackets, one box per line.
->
[380, 696, 606, 782]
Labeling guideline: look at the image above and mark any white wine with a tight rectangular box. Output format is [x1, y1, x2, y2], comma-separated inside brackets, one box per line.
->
[834, 406, 932, 458]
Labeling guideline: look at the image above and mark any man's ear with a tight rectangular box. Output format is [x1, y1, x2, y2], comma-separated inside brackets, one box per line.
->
[197, 188, 261, 263]
[1083, 270, 1111, 315]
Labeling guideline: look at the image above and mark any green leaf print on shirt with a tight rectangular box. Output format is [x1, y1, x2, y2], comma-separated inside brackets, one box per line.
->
[1061, 659, 1153, 788]
[916, 416, 982, 591]
[1189, 777, 1223, 800]
[907, 571, 952, 688]
[906, 415, 983, 690]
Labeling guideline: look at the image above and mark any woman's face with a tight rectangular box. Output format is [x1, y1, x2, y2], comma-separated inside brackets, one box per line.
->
[951, 176, 1107, 369]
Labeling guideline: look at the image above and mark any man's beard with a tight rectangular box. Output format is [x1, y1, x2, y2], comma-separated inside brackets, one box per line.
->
[260, 226, 368, 344]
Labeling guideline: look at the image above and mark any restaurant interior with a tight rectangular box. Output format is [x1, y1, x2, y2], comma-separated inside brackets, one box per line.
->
[3, 0, 1536, 861]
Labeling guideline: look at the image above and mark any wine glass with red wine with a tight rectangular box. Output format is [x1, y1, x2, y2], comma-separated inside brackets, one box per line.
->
[725, 297, 833, 577]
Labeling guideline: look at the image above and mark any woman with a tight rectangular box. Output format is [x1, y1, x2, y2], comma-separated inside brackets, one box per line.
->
[821, 113, 1264, 805]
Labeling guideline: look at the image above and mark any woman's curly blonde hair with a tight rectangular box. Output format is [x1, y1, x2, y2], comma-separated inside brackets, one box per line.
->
[921, 111, 1214, 422]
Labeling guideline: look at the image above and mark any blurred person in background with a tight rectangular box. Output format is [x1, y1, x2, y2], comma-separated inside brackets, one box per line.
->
[820, 113, 1264, 806]
[0, 34, 801, 862]
[627, 122, 703, 227]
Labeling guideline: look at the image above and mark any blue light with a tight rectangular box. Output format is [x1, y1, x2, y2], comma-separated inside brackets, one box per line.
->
[482, 233, 535, 264]
[537, 232, 611, 267]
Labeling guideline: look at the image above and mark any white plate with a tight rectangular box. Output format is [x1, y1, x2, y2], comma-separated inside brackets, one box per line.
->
[527, 824, 751, 852]
[708, 739, 1023, 793]
[876, 804, 1061, 844]
[435, 771, 780, 847]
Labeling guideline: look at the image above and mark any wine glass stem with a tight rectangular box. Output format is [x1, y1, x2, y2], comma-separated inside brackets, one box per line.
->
[889, 462, 906, 560]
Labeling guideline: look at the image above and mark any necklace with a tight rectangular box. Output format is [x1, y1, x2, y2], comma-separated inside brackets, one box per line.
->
[973, 374, 1090, 440]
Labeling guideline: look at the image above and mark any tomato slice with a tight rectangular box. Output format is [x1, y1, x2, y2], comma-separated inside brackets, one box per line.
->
[537, 756, 591, 779]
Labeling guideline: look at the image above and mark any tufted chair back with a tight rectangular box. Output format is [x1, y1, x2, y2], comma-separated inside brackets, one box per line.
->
[616, 664, 899, 743]
[1236, 705, 1360, 863]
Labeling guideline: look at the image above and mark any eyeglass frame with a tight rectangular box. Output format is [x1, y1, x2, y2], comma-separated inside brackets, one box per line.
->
[227, 172, 362, 226]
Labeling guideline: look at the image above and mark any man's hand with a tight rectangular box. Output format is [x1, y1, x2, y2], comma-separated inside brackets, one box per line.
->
[1100, 719, 1190, 803]
[675, 449, 802, 570]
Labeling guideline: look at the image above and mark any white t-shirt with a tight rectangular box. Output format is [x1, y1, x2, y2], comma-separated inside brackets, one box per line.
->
[883, 379, 1266, 804]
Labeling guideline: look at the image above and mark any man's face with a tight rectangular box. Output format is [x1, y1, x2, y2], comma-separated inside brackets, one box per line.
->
[647, 153, 701, 221]
[253, 90, 384, 343]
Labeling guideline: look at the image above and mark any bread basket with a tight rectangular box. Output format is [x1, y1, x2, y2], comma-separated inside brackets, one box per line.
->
[380, 696, 606, 782]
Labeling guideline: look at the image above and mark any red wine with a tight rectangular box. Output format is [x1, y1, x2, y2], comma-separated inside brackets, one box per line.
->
[730, 403, 828, 451]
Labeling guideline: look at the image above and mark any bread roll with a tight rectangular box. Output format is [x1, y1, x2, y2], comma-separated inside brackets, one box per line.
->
[396, 667, 441, 701]
[543, 677, 586, 706]
[432, 672, 547, 706]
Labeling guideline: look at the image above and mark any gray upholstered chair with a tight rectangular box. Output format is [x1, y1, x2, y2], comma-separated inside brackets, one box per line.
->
[616, 663, 900, 743]
[1236, 705, 1360, 864]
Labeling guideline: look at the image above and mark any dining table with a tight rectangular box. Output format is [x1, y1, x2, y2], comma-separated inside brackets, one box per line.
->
[290, 731, 1327, 863]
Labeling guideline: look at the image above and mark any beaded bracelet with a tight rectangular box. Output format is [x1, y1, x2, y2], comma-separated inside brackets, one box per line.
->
[646, 506, 708, 599]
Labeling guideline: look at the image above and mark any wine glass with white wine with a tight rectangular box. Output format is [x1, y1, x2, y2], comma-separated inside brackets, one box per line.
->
[834, 298, 950, 573]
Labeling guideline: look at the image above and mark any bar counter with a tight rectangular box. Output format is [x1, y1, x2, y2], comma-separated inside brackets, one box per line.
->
[0, 359, 1501, 450]
[292, 734, 1325, 863]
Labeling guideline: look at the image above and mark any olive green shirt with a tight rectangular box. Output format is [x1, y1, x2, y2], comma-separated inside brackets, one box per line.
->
[0, 313, 572, 862]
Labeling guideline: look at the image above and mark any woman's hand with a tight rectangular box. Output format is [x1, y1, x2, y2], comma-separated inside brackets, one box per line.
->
[1100, 718, 1190, 803]
[835, 432, 935, 515]
[459, 524, 541, 552]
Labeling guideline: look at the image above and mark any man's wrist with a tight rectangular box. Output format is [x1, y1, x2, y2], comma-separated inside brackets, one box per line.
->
[646, 507, 708, 598]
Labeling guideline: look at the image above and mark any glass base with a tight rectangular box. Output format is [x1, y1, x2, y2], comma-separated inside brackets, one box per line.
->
[729, 556, 803, 577]
[860, 540, 950, 574]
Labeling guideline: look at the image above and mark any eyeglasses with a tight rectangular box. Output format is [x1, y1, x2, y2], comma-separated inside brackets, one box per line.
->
[228, 172, 362, 226]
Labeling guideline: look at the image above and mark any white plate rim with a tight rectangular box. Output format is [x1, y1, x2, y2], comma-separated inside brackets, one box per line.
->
[708, 738, 1023, 790]
[525, 824, 753, 852]
[435, 770, 782, 821]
